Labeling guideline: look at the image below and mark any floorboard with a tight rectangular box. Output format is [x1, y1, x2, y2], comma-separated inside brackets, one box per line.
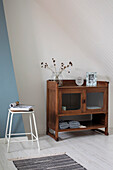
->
[0, 129, 113, 170]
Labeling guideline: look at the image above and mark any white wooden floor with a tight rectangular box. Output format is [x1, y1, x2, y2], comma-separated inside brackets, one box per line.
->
[0, 129, 113, 170]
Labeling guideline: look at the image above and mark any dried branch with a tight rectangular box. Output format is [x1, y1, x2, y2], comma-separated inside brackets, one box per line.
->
[41, 58, 73, 77]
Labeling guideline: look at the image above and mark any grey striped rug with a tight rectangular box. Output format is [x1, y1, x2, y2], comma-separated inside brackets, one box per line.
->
[13, 154, 87, 170]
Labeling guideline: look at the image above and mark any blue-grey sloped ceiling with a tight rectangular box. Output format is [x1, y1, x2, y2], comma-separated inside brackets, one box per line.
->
[0, 0, 25, 138]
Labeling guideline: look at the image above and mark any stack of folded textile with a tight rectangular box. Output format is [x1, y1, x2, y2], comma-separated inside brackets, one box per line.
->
[69, 121, 80, 129]
[59, 121, 69, 129]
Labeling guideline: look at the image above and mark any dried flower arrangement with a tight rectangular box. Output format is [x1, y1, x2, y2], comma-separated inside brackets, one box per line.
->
[41, 58, 73, 80]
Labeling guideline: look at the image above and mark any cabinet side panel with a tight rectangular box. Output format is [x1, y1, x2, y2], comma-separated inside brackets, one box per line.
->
[48, 89, 57, 130]
[47, 81, 58, 131]
[105, 83, 109, 127]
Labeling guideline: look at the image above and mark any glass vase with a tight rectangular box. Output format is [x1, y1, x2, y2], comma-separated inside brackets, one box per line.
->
[51, 72, 63, 86]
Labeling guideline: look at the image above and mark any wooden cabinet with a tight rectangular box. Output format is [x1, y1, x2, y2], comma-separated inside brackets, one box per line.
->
[47, 80, 109, 141]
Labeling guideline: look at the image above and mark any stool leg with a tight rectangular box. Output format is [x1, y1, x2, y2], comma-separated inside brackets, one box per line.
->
[5, 111, 10, 144]
[29, 113, 33, 142]
[32, 112, 40, 151]
[7, 113, 13, 153]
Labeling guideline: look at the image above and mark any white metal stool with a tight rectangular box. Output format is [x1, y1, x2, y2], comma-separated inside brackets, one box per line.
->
[5, 109, 40, 152]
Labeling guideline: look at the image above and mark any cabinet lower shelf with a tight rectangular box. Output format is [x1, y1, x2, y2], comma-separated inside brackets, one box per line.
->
[58, 112, 106, 117]
[58, 121, 105, 132]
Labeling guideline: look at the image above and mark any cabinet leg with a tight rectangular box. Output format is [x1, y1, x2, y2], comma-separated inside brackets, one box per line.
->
[46, 128, 49, 135]
[55, 138, 59, 141]
[105, 113, 108, 135]
[46, 119, 49, 135]
[105, 127, 109, 135]
[55, 131, 58, 141]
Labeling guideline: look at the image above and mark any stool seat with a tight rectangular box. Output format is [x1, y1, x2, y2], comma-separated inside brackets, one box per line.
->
[5, 109, 40, 152]
[9, 110, 34, 113]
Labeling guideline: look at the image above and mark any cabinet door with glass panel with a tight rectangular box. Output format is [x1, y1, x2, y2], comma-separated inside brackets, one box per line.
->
[58, 89, 84, 114]
[86, 88, 107, 113]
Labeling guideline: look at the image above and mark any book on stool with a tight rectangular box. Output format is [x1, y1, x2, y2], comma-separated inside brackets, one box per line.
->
[9, 101, 33, 112]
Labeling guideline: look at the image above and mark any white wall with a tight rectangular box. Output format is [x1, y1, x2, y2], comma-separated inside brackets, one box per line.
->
[3, 0, 113, 134]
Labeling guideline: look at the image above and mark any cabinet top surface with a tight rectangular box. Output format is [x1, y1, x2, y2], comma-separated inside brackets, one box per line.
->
[47, 80, 109, 89]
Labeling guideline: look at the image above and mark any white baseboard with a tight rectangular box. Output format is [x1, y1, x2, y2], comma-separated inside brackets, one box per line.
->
[0, 138, 5, 142]
[109, 127, 113, 135]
